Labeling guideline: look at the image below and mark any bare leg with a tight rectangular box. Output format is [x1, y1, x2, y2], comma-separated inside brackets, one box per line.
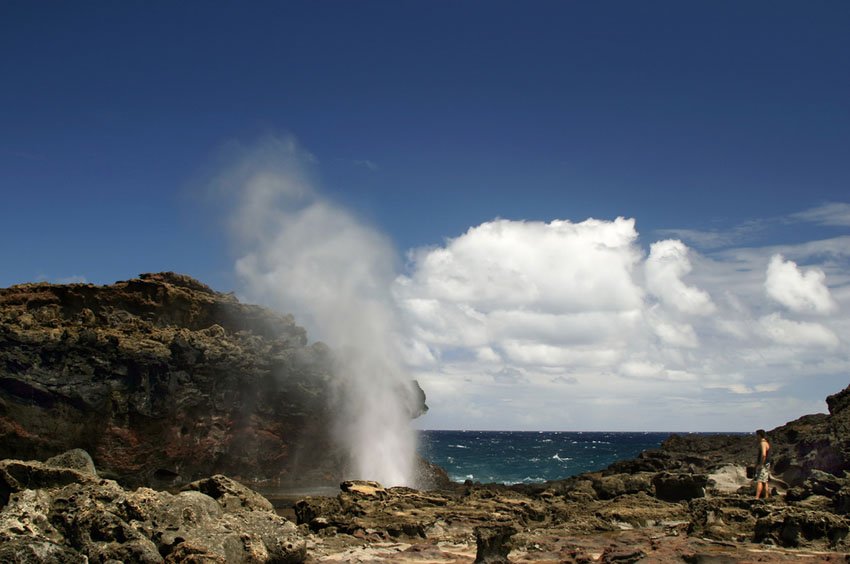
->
[764, 481, 769, 499]
[755, 482, 764, 499]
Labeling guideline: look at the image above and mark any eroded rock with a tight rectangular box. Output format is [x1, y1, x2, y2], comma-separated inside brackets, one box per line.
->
[0, 450, 306, 563]
[0, 273, 429, 490]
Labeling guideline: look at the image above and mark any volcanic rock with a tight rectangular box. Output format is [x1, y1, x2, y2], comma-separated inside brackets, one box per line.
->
[0, 451, 307, 563]
[0, 273, 429, 490]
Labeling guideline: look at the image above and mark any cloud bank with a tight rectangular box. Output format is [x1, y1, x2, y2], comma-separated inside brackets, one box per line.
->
[397, 215, 850, 432]
[209, 137, 849, 434]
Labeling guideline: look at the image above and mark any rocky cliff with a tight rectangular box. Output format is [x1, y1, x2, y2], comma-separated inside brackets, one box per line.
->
[608, 384, 850, 489]
[0, 272, 428, 490]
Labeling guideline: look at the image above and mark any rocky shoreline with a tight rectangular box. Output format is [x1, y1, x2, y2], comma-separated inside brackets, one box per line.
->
[2, 274, 850, 562]
[283, 382, 850, 562]
[4, 382, 850, 563]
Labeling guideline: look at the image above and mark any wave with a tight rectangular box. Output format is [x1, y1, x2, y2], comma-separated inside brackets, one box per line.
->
[503, 476, 546, 485]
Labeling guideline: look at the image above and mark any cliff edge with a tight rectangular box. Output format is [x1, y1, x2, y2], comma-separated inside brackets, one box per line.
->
[0, 272, 428, 490]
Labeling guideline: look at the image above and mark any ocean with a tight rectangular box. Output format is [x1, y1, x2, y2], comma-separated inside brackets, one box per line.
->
[418, 430, 671, 485]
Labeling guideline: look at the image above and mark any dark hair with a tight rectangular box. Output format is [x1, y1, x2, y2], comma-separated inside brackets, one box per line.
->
[756, 429, 766, 438]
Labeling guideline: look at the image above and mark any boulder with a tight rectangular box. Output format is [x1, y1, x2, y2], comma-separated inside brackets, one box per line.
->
[0, 457, 98, 508]
[474, 524, 516, 563]
[652, 472, 708, 502]
[0, 450, 307, 563]
[183, 474, 274, 513]
[753, 508, 850, 548]
[592, 472, 654, 500]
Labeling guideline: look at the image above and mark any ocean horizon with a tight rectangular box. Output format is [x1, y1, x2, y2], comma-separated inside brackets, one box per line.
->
[417, 430, 738, 485]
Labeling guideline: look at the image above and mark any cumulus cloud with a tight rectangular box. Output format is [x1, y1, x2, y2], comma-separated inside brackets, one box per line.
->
[398, 214, 850, 432]
[209, 141, 850, 434]
[765, 254, 838, 314]
[758, 313, 840, 348]
[645, 240, 716, 315]
[400, 217, 644, 313]
[646, 313, 699, 348]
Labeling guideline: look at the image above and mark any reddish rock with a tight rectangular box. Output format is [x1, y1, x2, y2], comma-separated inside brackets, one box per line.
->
[0, 273, 428, 489]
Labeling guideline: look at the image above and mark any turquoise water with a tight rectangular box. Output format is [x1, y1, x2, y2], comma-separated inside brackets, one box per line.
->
[418, 430, 670, 485]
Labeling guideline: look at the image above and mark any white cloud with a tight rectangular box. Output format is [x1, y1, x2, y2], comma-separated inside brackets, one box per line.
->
[645, 240, 716, 315]
[399, 214, 850, 432]
[758, 313, 840, 348]
[654, 219, 767, 250]
[765, 254, 838, 314]
[648, 315, 699, 348]
[401, 217, 644, 312]
[619, 360, 664, 379]
[501, 341, 623, 368]
[791, 202, 850, 227]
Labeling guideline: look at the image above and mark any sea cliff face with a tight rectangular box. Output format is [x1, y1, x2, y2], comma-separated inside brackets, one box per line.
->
[0, 272, 428, 490]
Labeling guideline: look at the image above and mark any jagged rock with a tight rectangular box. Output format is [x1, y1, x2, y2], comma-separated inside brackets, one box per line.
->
[687, 496, 758, 540]
[753, 507, 850, 548]
[44, 449, 97, 476]
[783, 470, 850, 516]
[474, 524, 516, 563]
[639, 392, 850, 492]
[560, 477, 597, 502]
[340, 479, 387, 498]
[0, 273, 428, 489]
[0, 457, 98, 508]
[0, 538, 84, 564]
[827, 386, 850, 416]
[600, 546, 646, 563]
[652, 472, 708, 502]
[835, 487, 850, 515]
[0, 450, 307, 563]
[591, 472, 654, 500]
[183, 474, 274, 513]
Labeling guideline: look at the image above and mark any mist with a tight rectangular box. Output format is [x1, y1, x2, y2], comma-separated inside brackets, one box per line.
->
[210, 135, 418, 487]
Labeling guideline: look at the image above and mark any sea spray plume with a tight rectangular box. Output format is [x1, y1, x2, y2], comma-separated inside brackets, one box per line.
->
[211, 135, 418, 487]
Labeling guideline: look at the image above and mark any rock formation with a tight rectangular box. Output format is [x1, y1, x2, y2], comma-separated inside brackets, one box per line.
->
[4, 383, 850, 561]
[0, 451, 307, 562]
[0, 273, 430, 490]
[4, 273, 850, 561]
[608, 383, 850, 490]
[288, 385, 850, 561]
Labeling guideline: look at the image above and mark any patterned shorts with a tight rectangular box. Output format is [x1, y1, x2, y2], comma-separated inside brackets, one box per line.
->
[755, 463, 770, 483]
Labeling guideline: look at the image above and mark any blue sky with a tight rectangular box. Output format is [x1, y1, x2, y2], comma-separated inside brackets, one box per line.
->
[2, 2, 849, 431]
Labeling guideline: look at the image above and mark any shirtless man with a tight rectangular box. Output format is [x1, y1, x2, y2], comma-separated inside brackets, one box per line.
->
[755, 429, 771, 499]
